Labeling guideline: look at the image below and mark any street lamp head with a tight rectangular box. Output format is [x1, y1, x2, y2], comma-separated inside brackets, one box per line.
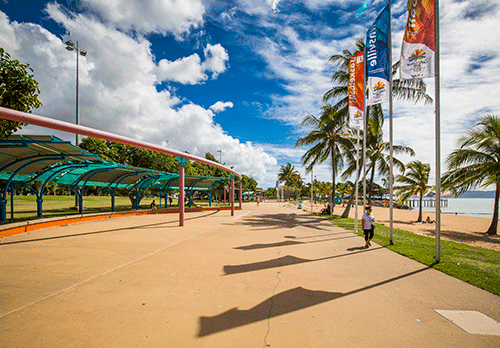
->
[65, 40, 75, 50]
[79, 50, 87, 57]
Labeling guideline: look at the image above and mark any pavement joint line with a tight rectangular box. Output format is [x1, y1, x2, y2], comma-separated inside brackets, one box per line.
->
[232, 210, 252, 220]
[0, 221, 222, 319]
[264, 264, 282, 348]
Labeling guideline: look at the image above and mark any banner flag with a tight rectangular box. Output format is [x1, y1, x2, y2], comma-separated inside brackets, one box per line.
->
[400, 0, 435, 79]
[356, 0, 375, 18]
[366, 5, 390, 105]
[348, 51, 365, 130]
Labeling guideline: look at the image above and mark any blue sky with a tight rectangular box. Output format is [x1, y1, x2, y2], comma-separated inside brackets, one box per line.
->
[1, 0, 499, 189]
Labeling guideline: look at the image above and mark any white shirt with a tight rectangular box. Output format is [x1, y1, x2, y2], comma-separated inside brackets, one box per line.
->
[362, 212, 374, 230]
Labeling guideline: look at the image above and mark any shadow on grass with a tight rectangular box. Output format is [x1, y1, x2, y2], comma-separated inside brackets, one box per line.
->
[199, 266, 432, 337]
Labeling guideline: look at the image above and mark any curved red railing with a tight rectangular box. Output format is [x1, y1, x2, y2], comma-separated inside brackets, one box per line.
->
[0, 107, 242, 181]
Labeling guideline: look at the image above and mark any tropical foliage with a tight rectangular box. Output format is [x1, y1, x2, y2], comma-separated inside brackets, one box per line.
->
[277, 162, 302, 200]
[394, 161, 432, 222]
[0, 48, 42, 137]
[322, 38, 429, 205]
[79, 137, 257, 205]
[295, 105, 352, 213]
[442, 115, 500, 235]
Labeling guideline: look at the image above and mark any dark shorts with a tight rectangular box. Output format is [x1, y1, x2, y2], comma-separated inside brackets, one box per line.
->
[364, 228, 374, 241]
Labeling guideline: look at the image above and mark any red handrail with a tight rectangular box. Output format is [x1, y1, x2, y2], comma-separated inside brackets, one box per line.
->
[0, 107, 241, 181]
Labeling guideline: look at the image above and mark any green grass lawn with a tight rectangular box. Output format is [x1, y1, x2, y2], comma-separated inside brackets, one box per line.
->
[330, 215, 500, 297]
[4, 195, 230, 223]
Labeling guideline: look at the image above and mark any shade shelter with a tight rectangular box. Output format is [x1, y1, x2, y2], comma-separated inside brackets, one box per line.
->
[0, 107, 242, 226]
[0, 134, 232, 222]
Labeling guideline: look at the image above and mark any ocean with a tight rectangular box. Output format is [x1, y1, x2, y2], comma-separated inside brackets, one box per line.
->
[419, 198, 497, 219]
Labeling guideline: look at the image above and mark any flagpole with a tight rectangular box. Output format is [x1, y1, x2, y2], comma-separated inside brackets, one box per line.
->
[388, 0, 394, 245]
[355, 128, 360, 232]
[363, 50, 367, 210]
[435, 0, 441, 263]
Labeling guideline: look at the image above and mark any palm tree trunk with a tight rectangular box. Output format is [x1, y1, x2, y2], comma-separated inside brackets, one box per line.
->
[417, 193, 423, 222]
[341, 184, 355, 218]
[486, 183, 500, 235]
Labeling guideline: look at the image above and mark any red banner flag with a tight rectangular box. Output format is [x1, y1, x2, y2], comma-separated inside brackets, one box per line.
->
[348, 51, 365, 129]
[400, 0, 435, 79]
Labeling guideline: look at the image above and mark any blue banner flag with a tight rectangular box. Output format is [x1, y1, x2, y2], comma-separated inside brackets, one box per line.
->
[366, 5, 390, 105]
[356, 0, 375, 18]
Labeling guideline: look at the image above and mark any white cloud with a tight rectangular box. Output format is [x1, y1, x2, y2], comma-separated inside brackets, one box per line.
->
[155, 43, 229, 85]
[202, 44, 229, 79]
[0, 6, 276, 184]
[230, 0, 500, 188]
[81, 0, 205, 37]
[384, 0, 500, 185]
[210, 101, 234, 113]
[268, 0, 280, 12]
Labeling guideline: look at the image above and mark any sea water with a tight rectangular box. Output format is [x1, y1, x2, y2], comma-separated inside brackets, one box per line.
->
[420, 198, 496, 219]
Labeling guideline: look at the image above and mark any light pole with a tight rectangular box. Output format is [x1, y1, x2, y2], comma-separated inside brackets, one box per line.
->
[217, 149, 222, 163]
[65, 40, 87, 147]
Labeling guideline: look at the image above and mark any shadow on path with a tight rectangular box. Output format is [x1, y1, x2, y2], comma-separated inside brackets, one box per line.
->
[223, 247, 382, 275]
[231, 213, 330, 231]
[284, 231, 353, 240]
[199, 267, 432, 337]
[234, 234, 358, 251]
[0, 210, 220, 246]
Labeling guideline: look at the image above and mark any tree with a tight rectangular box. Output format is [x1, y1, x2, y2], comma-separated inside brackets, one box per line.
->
[394, 161, 432, 222]
[323, 39, 432, 117]
[0, 48, 42, 137]
[442, 115, 500, 235]
[278, 162, 302, 200]
[296, 105, 351, 213]
[364, 117, 415, 204]
[322, 39, 430, 205]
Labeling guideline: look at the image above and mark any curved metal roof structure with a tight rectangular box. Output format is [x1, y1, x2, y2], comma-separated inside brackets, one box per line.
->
[0, 135, 228, 192]
[0, 107, 242, 226]
[0, 107, 241, 182]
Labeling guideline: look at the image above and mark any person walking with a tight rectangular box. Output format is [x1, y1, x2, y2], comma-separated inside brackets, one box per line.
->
[362, 205, 375, 248]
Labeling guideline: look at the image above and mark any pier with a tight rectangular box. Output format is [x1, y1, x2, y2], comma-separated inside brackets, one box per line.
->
[406, 198, 448, 208]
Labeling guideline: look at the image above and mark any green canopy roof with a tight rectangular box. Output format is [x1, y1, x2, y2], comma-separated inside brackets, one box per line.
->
[0, 135, 229, 191]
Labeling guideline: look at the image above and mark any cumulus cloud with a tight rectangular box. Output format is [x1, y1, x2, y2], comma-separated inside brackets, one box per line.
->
[210, 101, 234, 113]
[0, 6, 276, 183]
[154, 44, 229, 85]
[81, 0, 205, 37]
[218, 0, 500, 186]
[384, 0, 500, 184]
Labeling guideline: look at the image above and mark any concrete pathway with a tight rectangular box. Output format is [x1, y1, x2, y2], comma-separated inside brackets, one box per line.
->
[0, 203, 499, 347]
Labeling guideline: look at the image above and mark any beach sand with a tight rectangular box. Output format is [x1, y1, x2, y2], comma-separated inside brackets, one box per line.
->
[304, 201, 500, 251]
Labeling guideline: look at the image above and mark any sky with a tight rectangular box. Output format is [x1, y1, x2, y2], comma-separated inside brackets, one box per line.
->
[0, 0, 499, 189]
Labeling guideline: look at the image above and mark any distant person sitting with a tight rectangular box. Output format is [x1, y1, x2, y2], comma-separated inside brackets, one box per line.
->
[150, 200, 157, 210]
[424, 216, 435, 224]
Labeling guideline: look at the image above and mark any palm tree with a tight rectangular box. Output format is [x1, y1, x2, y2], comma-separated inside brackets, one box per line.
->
[394, 161, 432, 222]
[323, 38, 430, 203]
[442, 115, 500, 235]
[364, 117, 415, 204]
[324, 39, 432, 115]
[295, 105, 352, 215]
[278, 162, 301, 200]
